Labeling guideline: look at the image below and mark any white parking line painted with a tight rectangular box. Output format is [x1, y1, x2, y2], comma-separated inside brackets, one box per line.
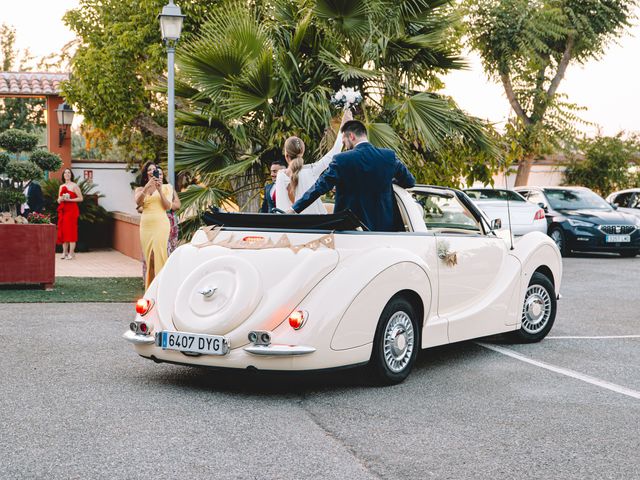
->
[476, 342, 640, 401]
[546, 335, 640, 339]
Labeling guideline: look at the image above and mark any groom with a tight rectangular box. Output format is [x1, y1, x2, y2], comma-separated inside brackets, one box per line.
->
[290, 120, 415, 231]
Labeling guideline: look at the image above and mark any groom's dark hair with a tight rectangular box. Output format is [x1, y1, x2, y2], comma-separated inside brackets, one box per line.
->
[341, 120, 367, 137]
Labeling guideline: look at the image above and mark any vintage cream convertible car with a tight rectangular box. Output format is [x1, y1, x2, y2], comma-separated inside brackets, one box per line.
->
[124, 185, 562, 384]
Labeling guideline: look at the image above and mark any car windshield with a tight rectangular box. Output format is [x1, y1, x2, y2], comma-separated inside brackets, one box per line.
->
[465, 189, 525, 202]
[412, 192, 481, 232]
[545, 189, 611, 210]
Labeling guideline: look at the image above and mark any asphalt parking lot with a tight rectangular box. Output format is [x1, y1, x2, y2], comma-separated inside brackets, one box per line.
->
[1, 254, 638, 480]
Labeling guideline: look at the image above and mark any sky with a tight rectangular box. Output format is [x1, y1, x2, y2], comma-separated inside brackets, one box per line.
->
[4, 1, 640, 137]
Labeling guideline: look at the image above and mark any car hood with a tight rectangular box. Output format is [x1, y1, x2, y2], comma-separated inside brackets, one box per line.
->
[556, 209, 638, 225]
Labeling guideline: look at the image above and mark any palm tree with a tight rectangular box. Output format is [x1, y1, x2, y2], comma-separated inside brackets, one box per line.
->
[174, 0, 498, 228]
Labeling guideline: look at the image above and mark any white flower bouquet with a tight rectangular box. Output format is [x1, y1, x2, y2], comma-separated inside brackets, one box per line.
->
[330, 86, 363, 110]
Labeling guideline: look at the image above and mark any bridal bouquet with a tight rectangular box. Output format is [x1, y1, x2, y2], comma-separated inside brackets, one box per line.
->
[330, 86, 362, 110]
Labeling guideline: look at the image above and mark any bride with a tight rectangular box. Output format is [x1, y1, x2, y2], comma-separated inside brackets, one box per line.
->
[275, 109, 352, 214]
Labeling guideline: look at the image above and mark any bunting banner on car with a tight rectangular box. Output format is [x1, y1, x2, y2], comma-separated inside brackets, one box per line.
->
[194, 226, 335, 253]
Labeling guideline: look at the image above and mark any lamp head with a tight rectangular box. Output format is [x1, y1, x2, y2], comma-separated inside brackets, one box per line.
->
[158, 0, 185, 42]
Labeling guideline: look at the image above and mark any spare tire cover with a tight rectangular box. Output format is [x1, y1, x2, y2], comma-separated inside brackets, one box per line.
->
[173, 255, 262, 334]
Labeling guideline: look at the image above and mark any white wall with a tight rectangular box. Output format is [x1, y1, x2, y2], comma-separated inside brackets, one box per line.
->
[71, 162, 138, 214]
[471, 165, 566, 189]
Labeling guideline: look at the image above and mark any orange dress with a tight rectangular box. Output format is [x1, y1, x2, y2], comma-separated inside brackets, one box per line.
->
[57, 185, 80, 243]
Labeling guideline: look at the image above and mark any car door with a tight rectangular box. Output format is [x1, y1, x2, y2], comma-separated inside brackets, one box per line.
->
[412, 190, 522, 342]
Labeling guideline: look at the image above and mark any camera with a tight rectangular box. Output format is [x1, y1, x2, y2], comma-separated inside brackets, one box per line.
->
[152, 169, 160, 179]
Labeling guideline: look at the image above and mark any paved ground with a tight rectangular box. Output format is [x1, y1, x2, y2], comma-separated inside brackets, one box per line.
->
[55, 249, 141, 277]
[1, 254, 638, 479]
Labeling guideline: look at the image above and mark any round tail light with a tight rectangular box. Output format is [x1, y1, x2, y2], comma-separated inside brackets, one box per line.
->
[288, 310, 307, 330]
[135, 298, 152, 316]
[139, 322, 148, 334]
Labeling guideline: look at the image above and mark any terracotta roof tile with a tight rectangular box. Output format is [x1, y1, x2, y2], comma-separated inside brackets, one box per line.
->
[0, 72, 69, 96]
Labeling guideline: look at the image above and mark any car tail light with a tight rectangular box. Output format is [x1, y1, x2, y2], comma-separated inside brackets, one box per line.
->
[288, 310, 307, 330]
[135, 298, 152, 316]
[534, 209, 545, 220]
[139, 322, 149, 334]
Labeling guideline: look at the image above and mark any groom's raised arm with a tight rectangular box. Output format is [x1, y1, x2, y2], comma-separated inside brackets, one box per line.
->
[291, 163, 339, 213]
[393, 156, 416, 189]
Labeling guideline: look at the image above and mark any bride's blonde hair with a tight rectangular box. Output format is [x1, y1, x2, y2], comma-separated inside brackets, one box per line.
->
[284, 136, 305, 201]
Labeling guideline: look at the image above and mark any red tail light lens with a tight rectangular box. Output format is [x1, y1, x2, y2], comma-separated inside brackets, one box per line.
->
[135, 298, 152, 316]
[288, 310, 307, 330]
[534, 209, 545, 220]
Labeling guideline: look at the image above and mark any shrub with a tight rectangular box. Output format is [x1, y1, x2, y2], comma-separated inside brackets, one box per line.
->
[4, 160, 43, 183]
[30, 149, 63, 172]
[564, 134, 640, 196]
[0, 151, 10, 173]
[0, 129, 39, 153]
[0, 188, 26, 210]
[27, 212, 52, 224]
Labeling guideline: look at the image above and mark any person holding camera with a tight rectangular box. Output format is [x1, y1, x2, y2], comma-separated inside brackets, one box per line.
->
[135, 162, 173, 288]
[57, 168, 83, 260]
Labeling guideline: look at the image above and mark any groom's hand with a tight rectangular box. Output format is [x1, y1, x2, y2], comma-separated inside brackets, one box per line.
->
[285, 208, 296, 214]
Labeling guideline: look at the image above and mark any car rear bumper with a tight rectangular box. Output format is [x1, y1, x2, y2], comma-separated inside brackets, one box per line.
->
[126, 334, 372, 371]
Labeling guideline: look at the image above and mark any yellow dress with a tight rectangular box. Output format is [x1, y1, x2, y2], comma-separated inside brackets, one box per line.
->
[140, 184, 173, 288]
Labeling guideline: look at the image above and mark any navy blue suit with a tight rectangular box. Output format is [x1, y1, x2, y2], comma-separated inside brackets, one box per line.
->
[292, 142, 416, 231]
[260, 183, 276, 213]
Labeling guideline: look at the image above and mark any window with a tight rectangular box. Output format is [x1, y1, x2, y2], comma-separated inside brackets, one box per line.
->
[613, 192, 632, 208]
[527, 191, 547, 208]
[544, 188, 611, 210]
[465, 189, 526, 202]
[412, 192, 481, 233]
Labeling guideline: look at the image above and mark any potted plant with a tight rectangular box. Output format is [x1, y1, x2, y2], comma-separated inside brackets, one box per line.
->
[0, 129, 61, 289]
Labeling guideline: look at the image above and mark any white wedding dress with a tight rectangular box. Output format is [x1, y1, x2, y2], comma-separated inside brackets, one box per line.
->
[275, 134, 343, 214]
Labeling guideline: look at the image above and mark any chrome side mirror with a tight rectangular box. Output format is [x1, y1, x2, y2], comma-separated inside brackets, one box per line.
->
[610, 203, 619, 210]
[490, 218, 502, 230]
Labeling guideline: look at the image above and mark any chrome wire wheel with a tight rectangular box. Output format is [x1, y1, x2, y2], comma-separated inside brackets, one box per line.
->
[383, 311, 415, 373]
[521, 284, 552, 334]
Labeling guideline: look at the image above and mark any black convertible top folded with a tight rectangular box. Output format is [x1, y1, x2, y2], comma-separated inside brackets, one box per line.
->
[203, 209, 368, 231]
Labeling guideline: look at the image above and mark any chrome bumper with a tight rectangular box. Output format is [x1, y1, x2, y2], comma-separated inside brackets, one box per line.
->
[244, 344, 316, 356]
[123, 330, 155, 345]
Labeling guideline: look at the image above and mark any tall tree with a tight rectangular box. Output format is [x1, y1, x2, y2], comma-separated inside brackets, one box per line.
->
[175, 0, 499, 221]
[62, 0, 219, 160]
[464, 0, 637, 186]
[0, 24, 46, 132]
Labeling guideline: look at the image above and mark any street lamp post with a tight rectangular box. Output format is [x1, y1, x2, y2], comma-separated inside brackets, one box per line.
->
[158, 0, 185, 187]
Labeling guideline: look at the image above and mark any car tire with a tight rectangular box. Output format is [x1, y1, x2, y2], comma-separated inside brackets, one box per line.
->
[369, 297, 419, 385]
[549, 227, 570, 257]
[508, 272, 557, 343]
[618, 250, 639, 258]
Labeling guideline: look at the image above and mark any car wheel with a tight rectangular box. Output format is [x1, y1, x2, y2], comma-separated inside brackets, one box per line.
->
[369, 297, 419, 385]
[549, 227, 569, 256]
[509, 272, 557, 343]
[618, 250, 639, 258]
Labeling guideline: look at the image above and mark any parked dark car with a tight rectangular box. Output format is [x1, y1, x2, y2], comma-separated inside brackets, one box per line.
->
[514, 186, 640, 257]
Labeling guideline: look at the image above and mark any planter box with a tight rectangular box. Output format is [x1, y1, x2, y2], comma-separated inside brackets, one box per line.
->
[0, 224, 56, 289]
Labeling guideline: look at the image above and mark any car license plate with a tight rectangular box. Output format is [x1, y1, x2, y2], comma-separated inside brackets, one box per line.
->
[606, 234, 630, 243]
[158, 331, 229, 355]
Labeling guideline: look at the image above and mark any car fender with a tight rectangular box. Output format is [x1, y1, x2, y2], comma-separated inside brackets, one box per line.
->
[272, 247, 433, 356]
[330, 259, 432, 351]
[512, 231, 563, 298]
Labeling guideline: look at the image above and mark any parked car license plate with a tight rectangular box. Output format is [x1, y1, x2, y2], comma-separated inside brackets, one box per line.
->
[606, 234, 630, 243]
[159, 331, 229, 355]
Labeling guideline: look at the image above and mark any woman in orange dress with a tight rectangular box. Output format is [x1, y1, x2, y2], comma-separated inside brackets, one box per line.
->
[57, 168, 83, 259]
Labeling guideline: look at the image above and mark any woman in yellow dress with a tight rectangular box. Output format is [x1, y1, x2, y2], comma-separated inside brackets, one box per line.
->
[134, 162, 173, 288]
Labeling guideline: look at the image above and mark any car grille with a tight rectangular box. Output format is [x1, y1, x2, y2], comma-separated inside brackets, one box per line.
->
[599, 225, 636, 235]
